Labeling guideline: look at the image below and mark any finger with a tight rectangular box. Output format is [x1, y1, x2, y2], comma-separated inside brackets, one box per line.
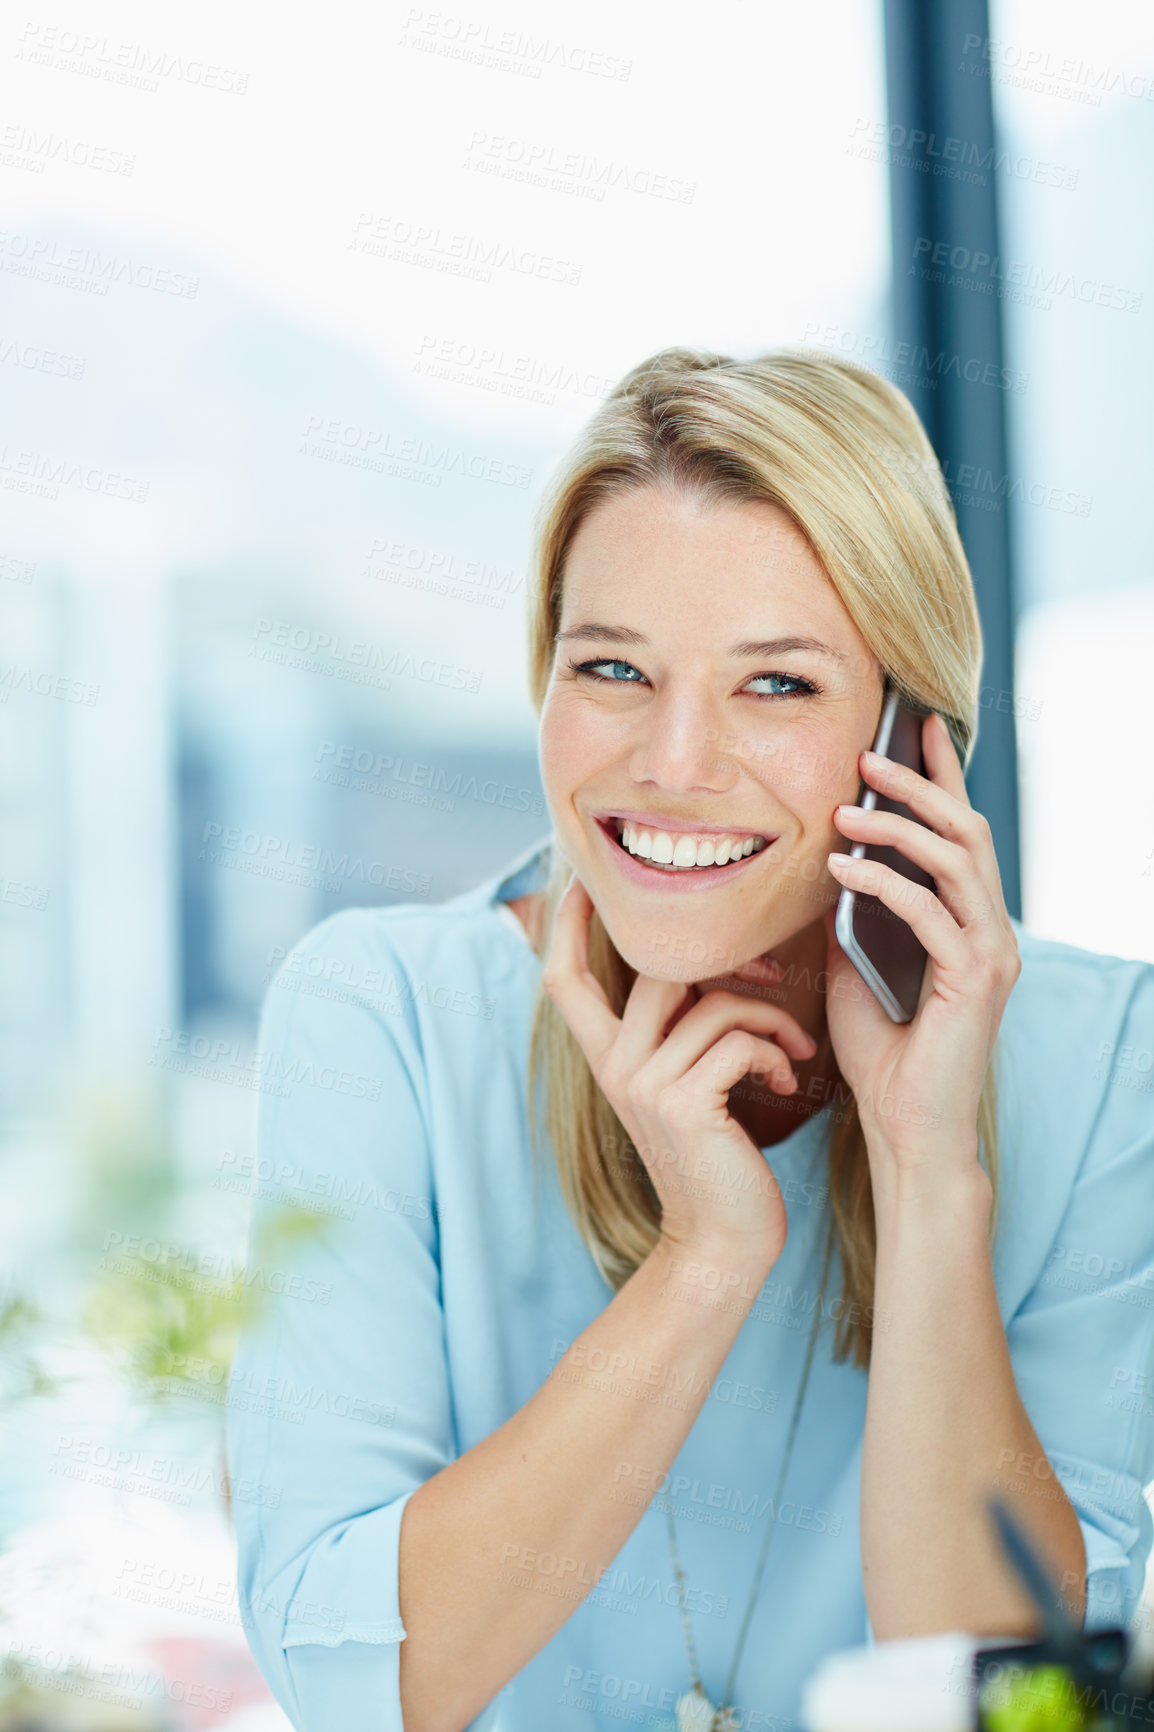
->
[859, 715, 979, 845]
[686, 1028, 804, 1108]
[859, 744, 975, 841]
[923, 709, 968, 799]
[612, 969, 704, 1072]
[919, 713, 1007, 909]
[832, 805, 989, 932]
[540, 875, 623, 1066]
[826, 851, 971, 977]
[858, 728, 1005, 906]
[543, 877, 691, 1075]
[639, 989, 817, 1095]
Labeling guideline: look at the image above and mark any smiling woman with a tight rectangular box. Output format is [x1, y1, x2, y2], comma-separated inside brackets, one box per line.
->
[227, 346, 1154, 1732]
[525, 351, 989, 1332]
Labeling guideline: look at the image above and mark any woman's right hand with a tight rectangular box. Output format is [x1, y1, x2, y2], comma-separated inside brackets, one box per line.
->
[541, 872, 817, 1278]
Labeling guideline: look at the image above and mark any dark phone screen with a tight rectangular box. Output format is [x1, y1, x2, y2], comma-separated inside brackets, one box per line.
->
[849, 701, 938, 1022]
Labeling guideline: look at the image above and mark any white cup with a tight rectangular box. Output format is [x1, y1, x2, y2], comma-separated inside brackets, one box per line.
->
[800, 1630, 981, 1732]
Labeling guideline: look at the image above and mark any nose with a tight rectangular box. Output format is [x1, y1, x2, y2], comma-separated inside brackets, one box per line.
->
[626, 685, 736, 795]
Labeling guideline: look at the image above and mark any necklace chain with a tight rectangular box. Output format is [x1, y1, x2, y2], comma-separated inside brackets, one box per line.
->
[663, 1215, 836, 1728]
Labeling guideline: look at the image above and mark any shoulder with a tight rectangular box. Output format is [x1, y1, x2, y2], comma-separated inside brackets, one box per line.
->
[271, 835, 551, 972]
[260, 845, 549, 1051]
[993, 919, 1154, 1278]
[1012, 916, 1154, 996]
[269, 893, 503, 974]
[1006, 918, 1154, 1062]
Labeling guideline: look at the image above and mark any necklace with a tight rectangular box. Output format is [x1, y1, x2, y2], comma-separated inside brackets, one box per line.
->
[665, 1216, 836, 1732]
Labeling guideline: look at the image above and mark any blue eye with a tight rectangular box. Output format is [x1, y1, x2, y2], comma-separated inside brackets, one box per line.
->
[566, 657, 821, 699]
[745, 671, 819, 698]
[568, 658, 645, 684]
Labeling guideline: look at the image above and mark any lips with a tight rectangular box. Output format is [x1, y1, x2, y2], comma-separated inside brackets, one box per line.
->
[595, 815, 780, 881]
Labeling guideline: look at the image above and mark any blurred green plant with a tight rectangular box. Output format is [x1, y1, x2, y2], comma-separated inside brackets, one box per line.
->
[79, 1204, 332, 1408]
[0, 1651, 165, 1729]
[0, 1293, 57, 1412]
[69, 1088, 184, 1257]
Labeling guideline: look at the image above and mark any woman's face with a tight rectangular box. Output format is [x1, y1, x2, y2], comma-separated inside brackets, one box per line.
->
[538, 485, 887, 983]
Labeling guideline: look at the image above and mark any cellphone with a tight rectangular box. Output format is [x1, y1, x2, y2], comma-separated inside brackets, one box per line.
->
[833, 683, 940, 1024]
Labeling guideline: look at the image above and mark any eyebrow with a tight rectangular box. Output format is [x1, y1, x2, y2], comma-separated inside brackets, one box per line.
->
[555, 624, 850, 665]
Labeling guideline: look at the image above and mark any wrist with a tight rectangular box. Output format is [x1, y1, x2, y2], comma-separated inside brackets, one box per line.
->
[651, 1230, 776, 1298]
[871, 1157, 992, 1239]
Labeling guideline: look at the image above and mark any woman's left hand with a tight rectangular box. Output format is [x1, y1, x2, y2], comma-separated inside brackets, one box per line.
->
[819, 710, 1021, 1186]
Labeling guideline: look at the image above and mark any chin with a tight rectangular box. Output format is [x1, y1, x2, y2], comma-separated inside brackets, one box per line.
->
[593, 882, 836, 989]
[592, 904, 772, 987]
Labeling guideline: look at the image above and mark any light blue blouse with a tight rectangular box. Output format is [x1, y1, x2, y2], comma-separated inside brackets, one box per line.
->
[226, 833, 1154, 1732]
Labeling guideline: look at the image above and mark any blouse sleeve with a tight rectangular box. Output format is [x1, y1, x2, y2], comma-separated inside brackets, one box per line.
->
[1003, 961, 1154, 1633]
[225, 910, 497, 1732]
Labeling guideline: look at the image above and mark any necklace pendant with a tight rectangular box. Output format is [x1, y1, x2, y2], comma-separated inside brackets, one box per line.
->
[675, 1687, 717, 1732]
[713, 1710, 741, 1732]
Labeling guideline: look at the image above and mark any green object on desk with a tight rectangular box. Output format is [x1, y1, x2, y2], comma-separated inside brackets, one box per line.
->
[980, 1664, 1086, 1732]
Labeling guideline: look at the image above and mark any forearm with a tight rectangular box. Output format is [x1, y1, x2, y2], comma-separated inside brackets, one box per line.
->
[398, 1234, 770, 1732]
[861, 1160, 1086, 1639]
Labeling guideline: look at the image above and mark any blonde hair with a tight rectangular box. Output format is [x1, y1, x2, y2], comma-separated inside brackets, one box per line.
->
[524, 345, 1000, 1368]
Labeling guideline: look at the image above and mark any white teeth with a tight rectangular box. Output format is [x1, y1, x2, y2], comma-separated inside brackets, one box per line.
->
[614, 819, 769, 871]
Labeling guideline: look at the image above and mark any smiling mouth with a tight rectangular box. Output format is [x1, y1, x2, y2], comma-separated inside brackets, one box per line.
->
[598, 816, 776, 873]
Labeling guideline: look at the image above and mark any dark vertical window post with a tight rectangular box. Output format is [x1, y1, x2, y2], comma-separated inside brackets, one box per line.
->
[884, 0, 1022, 919]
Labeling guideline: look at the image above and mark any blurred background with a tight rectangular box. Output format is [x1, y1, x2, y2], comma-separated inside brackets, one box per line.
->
[1, 0, 1152, 1724]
